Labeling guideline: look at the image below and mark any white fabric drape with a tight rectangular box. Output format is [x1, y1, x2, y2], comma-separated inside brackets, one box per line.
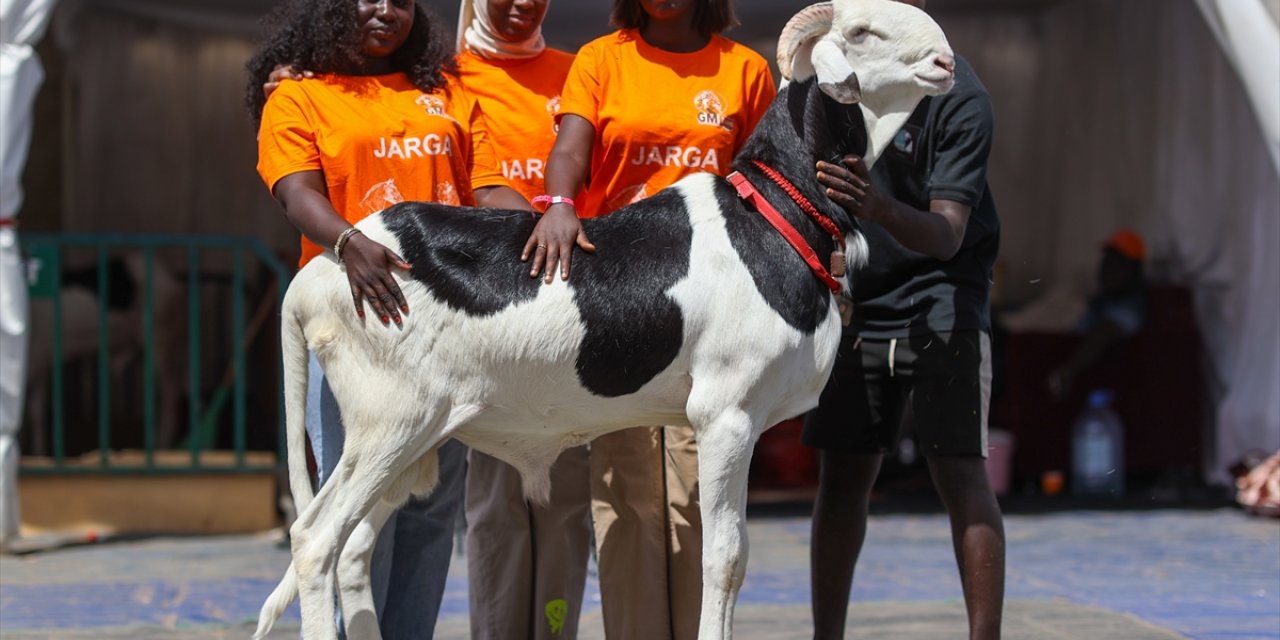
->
[1190, 0, 1280, 481]
[0, 0, 57, 545]
[1194, 0, 1280, 172]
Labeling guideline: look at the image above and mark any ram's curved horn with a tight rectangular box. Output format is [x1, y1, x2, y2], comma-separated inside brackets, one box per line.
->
[776, 2, 834, 81]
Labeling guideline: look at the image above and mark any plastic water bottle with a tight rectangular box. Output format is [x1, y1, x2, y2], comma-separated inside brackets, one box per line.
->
[1071, 389, 1125, 497]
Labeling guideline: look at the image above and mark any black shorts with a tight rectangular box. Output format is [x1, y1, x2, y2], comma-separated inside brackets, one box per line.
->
[802, 330, 991, 457]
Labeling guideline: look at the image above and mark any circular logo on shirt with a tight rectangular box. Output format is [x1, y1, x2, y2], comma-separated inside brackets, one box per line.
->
[416, 95, 446, 116]
[694, 90, 730, 129]
[892, 127, 917, 155]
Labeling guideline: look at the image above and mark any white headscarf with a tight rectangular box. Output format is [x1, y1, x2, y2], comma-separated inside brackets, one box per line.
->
[456, 0, 547, 59]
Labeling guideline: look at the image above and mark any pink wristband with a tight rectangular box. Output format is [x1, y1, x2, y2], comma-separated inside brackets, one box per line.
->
[531, 195, 575, 213]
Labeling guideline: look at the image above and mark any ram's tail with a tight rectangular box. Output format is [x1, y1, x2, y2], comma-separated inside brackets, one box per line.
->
[279, 305, 316, 518]
[252, 563, 297, 639]
[253, 307, 311, 639]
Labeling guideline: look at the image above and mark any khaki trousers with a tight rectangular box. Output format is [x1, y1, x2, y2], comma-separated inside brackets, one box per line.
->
[591, 425, 702, 640]
[466, 445, 592, 639]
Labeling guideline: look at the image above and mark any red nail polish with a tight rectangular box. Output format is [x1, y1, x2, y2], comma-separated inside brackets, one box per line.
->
[381, 315, 389, 324]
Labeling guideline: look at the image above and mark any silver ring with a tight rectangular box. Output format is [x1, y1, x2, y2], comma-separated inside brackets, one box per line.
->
[537, 244, 547, 249]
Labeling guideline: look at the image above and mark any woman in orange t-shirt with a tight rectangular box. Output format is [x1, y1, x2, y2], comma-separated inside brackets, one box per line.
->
[453, 1, 593, 638]
[527, 0, 775, 637]
[247, 0, 525, 637]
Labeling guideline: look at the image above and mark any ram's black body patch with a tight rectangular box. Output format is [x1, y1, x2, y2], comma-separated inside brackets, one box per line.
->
[573, 190, 693, 397]
[381, 203, 543, 315]
[381, 190, 693, 398]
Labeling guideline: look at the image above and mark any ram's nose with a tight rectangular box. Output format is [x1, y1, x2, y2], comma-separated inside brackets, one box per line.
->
[934, 53, 955, 76]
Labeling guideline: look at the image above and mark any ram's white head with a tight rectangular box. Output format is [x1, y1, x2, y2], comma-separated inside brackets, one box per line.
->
[777, 0, 955, 166]
[779, 0, 954, 107]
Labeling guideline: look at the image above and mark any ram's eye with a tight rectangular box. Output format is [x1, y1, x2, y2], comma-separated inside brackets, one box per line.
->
[848, 26, 872, 41]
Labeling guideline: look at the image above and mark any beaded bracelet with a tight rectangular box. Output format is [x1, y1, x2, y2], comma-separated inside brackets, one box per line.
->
[334, 227, 362, 263]
[530, 195, 575, 213]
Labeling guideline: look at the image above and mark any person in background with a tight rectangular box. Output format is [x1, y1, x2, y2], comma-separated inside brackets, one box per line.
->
[453, 0, 593, 637]
[801, 0, 1007, 638]
[1048, 228, 1148, 399]
[526, 0, 775, 637]
[247, 0, 527, 636]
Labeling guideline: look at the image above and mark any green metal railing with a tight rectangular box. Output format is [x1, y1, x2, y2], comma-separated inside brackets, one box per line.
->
[18, 234, 290, 475]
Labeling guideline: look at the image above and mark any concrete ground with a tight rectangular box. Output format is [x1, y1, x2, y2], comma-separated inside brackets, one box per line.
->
[3, 497, 1278, 640]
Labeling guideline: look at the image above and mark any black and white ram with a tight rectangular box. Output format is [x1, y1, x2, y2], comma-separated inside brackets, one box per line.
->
[255, 0, 954, 637]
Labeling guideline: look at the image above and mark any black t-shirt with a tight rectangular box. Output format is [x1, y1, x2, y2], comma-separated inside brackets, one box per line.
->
[851, 55, 1000, 339]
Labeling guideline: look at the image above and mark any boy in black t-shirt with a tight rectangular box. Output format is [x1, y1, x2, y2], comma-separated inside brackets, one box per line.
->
[802, 1, 1005, 637]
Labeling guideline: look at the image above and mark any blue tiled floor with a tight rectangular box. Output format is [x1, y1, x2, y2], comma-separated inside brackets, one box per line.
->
[2, 508, 1277, 639]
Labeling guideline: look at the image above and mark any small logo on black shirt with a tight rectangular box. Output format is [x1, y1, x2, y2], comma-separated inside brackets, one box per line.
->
[892, 127, 916, 155]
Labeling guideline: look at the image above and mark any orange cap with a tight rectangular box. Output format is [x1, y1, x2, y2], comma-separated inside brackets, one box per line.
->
[1104, 228, 1146, 262]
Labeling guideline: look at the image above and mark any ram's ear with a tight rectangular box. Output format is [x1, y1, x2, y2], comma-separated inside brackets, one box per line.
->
[777, 2, 834, 83]
[813, 39, 862, 104]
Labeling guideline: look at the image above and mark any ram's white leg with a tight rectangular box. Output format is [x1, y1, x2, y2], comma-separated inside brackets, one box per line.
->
[290, 465, 348, 640]
[336, 498, 396, 640]
[293, 418, 447, 640]
[337, 450, 441, 640]
[692, 407, 757, 639]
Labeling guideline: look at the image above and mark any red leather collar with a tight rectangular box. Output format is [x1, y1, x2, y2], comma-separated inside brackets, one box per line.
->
[727, 164, 844, 294]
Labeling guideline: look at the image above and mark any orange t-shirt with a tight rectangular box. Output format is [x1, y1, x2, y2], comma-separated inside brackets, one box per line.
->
[257, 72, 507, 266]
[559, 30, 776, 218]
[455, 48, 575, 202]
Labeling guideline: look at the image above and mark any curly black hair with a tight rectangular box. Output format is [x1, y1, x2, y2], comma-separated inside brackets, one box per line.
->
[245, 0, 456, 123]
